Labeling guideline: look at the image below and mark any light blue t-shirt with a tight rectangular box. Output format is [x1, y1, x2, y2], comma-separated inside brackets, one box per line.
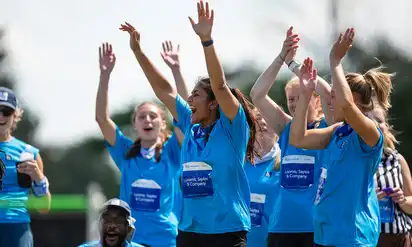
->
[244, 146, 281, 247]
[313, 125, 383, 246]
[78, 240, 144, 247]
[173, 95, 251, 234]
[0, 137, 39, 223]
[268, 119, 327, 233]
[105, 127, 181, 247]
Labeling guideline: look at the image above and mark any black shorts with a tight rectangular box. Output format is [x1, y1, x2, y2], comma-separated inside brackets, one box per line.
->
[267, 232, 314, 247]
[176, 230, 247, 247]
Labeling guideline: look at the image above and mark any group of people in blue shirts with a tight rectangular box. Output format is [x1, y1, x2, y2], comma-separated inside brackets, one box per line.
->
[1, 1, 411, 247]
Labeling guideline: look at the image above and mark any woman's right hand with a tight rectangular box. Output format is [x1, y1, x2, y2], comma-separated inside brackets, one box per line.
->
[329, 28, 355, 65]
[119, 22, 141, 53]
[299, 57, 317, 95]
[280, 27, 299, 64]
[99, 42, 116, 75]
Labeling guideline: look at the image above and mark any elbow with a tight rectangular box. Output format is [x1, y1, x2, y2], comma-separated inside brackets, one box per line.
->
[95, 114, 109, 126]
[249, 88, 259, 104]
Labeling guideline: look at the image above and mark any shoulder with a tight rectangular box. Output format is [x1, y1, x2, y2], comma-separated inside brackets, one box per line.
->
[12, 138, 39, 152]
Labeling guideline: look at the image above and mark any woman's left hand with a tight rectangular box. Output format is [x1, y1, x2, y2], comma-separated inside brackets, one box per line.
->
[17, 160, 44, 183]
[189, 1, 214, 41]
[389, 187, 407, 205]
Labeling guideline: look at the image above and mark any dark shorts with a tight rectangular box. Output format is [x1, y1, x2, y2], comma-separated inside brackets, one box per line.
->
[267, 232, 314, 247]
[0, 223, 33, 247]
[176, 230, 247, 247]
[377, 232, 412, 247]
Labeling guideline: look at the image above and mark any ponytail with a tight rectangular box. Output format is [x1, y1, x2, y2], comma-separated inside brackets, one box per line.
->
[363, 66, 394, 112]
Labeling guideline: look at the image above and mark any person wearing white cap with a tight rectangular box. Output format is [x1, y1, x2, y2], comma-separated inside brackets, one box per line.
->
[78, 198, 144, 247]
[0, 87, 51, 247]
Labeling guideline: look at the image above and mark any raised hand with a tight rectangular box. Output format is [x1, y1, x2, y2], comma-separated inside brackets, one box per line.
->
[119, 22, 141, 52]
[299, 57, 317, 94]
[330, 28, 355, 65]
[160, 41, 180, 69]
[99, 42, 116, 75]
[188, 1, 214, 41]
[280, 26, 300, 65]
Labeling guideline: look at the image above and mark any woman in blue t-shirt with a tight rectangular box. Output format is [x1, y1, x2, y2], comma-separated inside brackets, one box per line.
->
[289, 28, 391, 247]
[0, 87, 51, 247]
[95, 43, 182, 247]
[244, 109, 281, 247]
[249, 27, 331, 247]
[119, 1, 261, 246]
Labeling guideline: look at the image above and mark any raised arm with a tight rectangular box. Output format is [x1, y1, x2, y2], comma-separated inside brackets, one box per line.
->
[95, 43, 117, 146]
[329, 28, 380, 147]
[283, 28, 333, 125]
[188, 1, 239, 120]
[249, 27, 298, 134]
[289, 58, 339, 149]
[120, 23, 179, 121]
[160, 41, 190, 100]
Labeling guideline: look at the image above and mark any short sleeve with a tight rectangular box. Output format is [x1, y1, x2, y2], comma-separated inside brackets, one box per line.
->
[163, 132, 181, 173]
[173, 95, 192, 133]
[104, 126, 134, 169]
[219, 104, 250, 151]
[354, 127, 384, 155]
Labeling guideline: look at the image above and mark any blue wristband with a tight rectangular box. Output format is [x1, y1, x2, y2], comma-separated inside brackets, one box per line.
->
[201, 40, 214, 47]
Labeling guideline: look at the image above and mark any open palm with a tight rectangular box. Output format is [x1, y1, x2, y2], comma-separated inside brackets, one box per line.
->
[330, 28, 355, 64]
[189, 1, 214, 40]
[99, 42, 116, 74]
[119, 22, 141, 52]
[160, 41, 180, 69]
[299, 57, 317, 94]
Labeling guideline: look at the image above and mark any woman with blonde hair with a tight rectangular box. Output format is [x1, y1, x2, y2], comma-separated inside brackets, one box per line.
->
[289, 28, 392, 247]
[244, 108, 281, 247]
[95, 43, 182, 247]
[0, 87, 50, 247]
[368, 101, 412, 247]
[250, 27, 331, 247]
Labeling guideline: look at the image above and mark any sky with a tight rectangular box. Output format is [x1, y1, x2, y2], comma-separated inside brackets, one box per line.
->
[1, 0, 412, 146]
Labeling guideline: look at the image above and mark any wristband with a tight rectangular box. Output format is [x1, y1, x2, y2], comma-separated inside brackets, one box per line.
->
[32, 176, 49, 197]
[288, 60, 301, 72]
[201, 40, 214, 47]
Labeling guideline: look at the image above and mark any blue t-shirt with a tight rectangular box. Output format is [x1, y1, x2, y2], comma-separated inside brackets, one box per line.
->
[173, 95, 251, 234]
[313, 126, 383, 246]
[244, 153, 281, 247]
[105, 127, 181, 247]
[268, 119, 327, 233]
[78, 240, 143, 247]
[0, 137, 39, 223]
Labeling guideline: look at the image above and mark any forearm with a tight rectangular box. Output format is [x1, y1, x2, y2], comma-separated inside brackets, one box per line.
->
[290, 92, 312, 146]
[133, 50, 175, 98]
[250, 56, 283, 102]
[95, 74, 110, 122]
[330, 62, 353, 108]
[171, 67, 189, 100]
[201, 42, 226, 91]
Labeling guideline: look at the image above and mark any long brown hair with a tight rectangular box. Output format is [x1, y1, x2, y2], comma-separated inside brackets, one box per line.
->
[126, 102, 171, 162]
[197, 78, 262, 164]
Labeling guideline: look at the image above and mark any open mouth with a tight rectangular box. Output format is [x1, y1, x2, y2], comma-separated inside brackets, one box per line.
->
[190, 106, 196, 114]
[143, 127, 153, 132]
[105, 233, 119, 243]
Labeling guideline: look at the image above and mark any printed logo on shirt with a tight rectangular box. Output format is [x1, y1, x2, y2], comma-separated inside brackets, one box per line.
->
[250, 193, 266, 227]
[130, 179, 162, 212]
[182, 162, 214, 198]
[379, 196, 395, 223]
[314, 167, 327, 205]
[281, 155, 315, 189]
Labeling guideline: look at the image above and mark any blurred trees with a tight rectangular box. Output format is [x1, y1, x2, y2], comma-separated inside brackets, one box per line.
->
[1, 29, 412, 199]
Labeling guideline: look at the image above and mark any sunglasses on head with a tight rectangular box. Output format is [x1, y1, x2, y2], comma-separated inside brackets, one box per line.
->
[0, 107, 14, 117]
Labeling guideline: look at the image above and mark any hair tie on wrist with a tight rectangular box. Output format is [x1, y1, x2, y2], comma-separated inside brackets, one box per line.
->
[202, 40, 214, 47]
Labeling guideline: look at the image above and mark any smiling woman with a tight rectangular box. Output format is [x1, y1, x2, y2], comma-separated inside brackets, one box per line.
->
[0, 87, 51, 247]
